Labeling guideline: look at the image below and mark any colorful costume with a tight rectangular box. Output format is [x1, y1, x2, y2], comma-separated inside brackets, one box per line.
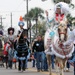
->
[46, 2, 69, 27]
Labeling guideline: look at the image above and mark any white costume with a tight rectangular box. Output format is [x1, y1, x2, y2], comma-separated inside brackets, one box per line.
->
[54, 2, 70, 15]
[46, 2, 69, 28]
[64, 29, 75, 45]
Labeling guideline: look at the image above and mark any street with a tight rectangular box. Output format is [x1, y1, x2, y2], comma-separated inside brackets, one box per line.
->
[0, 62, 74, 75]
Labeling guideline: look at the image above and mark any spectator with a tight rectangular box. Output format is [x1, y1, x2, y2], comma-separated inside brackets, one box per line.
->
[32, 35, 45, 72]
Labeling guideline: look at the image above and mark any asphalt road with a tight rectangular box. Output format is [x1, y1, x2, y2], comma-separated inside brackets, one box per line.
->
[0, 62, 74, 75]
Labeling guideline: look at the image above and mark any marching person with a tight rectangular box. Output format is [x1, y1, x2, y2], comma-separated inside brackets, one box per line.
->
[15, 32, 29, 71]
[14, 19, 30, 71]
[32, 35, 45, 72]
[7, 27, 15, 69]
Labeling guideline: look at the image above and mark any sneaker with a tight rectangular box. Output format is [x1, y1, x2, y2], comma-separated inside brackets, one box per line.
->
[6, 66, 8, 69]
[41, 69, 44, 72]
[22, 68, 25, 71]
[37, 69, 40, 72]
[18, 67, 21, 71]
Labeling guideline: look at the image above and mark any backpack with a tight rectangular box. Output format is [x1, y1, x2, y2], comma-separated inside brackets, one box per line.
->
[3, 43, 10, 56]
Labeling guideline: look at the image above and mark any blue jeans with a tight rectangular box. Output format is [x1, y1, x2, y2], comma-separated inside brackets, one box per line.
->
[66, 61, 70, 69]
[51, 55, 55, 69]
[32, 59, 35, 67]
[44, 57, 48, 70]
[25, 58, 28, 68]
[36, 52, 45, 70]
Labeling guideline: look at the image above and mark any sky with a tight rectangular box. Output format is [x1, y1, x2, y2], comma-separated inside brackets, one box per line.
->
[0, 0, 75, 34]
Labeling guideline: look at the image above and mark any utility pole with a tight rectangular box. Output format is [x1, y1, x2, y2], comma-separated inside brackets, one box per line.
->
[26, 0, 28, 29]
[29, 20, 31, 43]
[24, 0, 29, 37]
[10, 12, 12, 27]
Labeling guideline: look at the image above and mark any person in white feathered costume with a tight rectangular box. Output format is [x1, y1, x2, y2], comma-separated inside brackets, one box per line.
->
[45, 2, 69, 54]
[46, 2, 70, 27]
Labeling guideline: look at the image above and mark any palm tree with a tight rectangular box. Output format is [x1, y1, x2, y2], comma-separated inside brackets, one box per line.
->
[67, 14, 75, 27]
[32, 21, 46, 36]
[24, 7, 44, 35]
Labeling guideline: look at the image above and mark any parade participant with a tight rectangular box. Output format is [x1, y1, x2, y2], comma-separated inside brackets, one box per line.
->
[18, 16, 29, 47]
[15, 30, 29, 71]
[8, 27, 15, 41]
[46, 2, 69, 27]
[54, 5, 67, 25]
[16, 17, 29, 71]
[7, 27, 16, 69]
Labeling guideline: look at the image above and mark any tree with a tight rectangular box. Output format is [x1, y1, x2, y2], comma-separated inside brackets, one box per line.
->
[23, 7, 44, 35]
[24, 7, 44, 19]
[32, 21, 46, 36]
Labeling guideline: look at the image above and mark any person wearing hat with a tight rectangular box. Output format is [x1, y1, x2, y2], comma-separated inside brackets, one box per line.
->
[46, 2, 69, 27]
[18, 21, 29, 47]
[18, 21, 30, 69]
[18, 19, 30, 36]
[18, 21, 25, 35]
[54, 5, 67, 25]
